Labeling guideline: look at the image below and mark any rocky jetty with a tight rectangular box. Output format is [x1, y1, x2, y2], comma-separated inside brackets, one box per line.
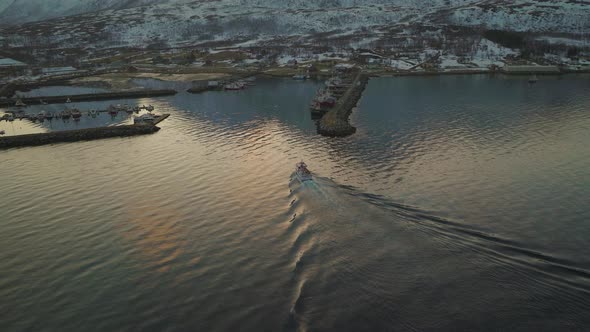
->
[318, 72, 369, 137]
[0, 125, 161, 149]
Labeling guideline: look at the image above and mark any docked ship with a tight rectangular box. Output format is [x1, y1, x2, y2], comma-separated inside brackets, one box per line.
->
[133, 113, 156, 125]
[295, 161, 313, 182]
[224, 82, 245, 90]
[71, 109, 82, 119]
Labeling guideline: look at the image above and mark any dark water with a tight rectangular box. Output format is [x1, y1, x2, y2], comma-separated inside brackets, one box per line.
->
[1, 75, 589, 331]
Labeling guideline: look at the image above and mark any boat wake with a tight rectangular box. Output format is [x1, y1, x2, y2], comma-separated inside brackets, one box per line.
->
[283, 175, 590, 330]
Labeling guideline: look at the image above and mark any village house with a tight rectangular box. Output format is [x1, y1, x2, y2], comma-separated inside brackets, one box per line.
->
[0, 58, 29, 77]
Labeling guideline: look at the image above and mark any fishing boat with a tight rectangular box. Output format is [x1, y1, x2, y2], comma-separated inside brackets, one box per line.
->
[295, 161, 313, 182]
[0, 130, 5, 135]
[71, 109, 82, 119]
[145, 105, 155, 112]
[313, 89, 337, 108]
[61, 110, 72, 119]
[89, 109, 98, 117]
[45, 112, 54, 120]
[107, 105, 119, 116]
[37, 112, 46, 122]
[224, 82, 245, 91]
[292, 74, 309, 80]
[133, 113, 155, 125]
[15, 99, 26, 107]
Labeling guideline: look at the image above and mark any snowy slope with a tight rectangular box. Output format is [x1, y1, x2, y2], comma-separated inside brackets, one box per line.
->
[0, 0, 197, 24]
[1, 0, 588, 49]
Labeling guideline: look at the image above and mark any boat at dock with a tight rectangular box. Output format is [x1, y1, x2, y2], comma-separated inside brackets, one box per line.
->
[315, 90, 337, 108]
[107, 105, 119, 116]
[37, 112, 47, 122]
[61, 110, 72, 119]
[45, 112, 54, 120]
[71, 109, 82, 119]
[295, 161, 313, 182]
[224, 82, 245, 91]
[293, 74, 309, 80]
[0, 130, 5, 135]
[15, 99, 26, 107]
[88, 109, 98, 117]
[133, 113, 156, 125]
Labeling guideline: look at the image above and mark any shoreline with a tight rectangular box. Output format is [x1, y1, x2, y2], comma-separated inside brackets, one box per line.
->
[3, 66, 588, 97]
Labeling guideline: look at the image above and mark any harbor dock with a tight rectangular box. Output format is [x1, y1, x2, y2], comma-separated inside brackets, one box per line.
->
[317, 70, 369, 137]
[0, 114, 170, 149]
[0, 89, 177, 107]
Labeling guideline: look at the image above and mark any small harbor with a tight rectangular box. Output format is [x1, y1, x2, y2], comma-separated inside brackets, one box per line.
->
[0, 113, 169, 149]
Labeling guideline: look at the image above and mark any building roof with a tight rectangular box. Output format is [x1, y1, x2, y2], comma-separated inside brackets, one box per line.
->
[41, 66, 77, 74]
[0, 58, 27, 67]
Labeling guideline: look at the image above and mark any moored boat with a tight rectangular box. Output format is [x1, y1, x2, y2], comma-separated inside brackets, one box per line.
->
[15, 99, 26, 107]
[61, 110, 72, 119]
[37, 112, 46, 122]
[133, 113, 156, 125]
[0, 130, 5, 135]
[224, 82, 245, 90]
[71, 109, 82, 119]
[293, 74, 309, 80]
[313, 89, 337, 108]
[108, 105, 119, 116]
[295, 161, 313, 182]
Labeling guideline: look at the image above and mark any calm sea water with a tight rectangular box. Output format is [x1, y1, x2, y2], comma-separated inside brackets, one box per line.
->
[1, 75, 589, 331]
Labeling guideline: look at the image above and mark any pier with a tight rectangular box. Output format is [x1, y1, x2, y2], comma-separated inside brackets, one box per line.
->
[317, 70, 369, 137]
[0, 114, 170, 149]
[0, 89, 177, 107]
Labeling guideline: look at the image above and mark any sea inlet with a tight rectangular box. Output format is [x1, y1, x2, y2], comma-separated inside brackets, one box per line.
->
[1, 74, 590, 331]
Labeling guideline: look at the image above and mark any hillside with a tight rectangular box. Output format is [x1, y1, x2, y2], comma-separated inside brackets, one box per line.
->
[0, 0, 588, 50]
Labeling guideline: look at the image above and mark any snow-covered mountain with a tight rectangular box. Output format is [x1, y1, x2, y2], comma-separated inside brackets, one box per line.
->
[0, 0, 588, 50]
[0, 0, 198, 24]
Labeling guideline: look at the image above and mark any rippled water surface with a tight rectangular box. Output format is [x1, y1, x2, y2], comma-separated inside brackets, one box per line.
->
[1, 75, 590, 331]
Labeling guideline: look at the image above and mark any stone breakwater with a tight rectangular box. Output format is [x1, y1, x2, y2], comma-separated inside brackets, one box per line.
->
[0, 89, 177, 107]
[318, 72, 369, 137]
[0, 125, 160, 149]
